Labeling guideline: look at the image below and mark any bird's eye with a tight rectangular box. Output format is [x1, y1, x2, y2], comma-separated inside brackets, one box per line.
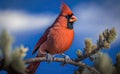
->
[65, 14, 73, 19]
[69, 14, 73, 17]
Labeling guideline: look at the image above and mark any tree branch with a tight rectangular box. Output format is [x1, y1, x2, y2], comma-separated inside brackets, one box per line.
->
[75, 46, 102, 61]
[24, 57, 100, 74]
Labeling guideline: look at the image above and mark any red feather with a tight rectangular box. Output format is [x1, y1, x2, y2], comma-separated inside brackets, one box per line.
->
[32, 29, 49, 54]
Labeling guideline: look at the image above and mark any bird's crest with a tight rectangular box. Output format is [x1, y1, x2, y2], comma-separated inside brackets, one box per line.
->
[61, 2, 73, 16]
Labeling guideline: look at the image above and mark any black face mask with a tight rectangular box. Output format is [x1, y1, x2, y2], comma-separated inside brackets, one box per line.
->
[65, 14, 74, 29]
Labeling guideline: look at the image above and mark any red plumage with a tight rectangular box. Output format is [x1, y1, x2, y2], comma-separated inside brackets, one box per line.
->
[26, 2, 77, 74]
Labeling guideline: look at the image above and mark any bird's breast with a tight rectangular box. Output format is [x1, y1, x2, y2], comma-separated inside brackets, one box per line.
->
[46, 27, 74, 54]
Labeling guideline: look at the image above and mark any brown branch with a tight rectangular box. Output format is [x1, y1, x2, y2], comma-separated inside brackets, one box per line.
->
[75, 46, 103, 61]
[24, 57, 100, 74]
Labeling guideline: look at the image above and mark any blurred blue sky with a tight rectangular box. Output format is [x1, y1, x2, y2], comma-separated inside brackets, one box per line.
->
[0, 0, 120, 74]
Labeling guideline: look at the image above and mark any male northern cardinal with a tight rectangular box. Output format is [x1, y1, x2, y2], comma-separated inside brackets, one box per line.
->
[26, 2, 77, 74]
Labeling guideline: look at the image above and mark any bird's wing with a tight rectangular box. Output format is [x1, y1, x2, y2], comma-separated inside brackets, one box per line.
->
[32, 29, 49, 55]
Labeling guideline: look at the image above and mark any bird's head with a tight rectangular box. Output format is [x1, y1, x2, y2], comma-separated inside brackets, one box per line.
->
[60, 3, 77, 29]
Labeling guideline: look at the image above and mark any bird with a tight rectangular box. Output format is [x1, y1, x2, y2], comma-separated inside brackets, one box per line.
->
[26, 2, 77, 74]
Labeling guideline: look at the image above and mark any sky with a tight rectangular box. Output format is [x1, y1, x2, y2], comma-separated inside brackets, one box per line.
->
[0, 0, 120, 74]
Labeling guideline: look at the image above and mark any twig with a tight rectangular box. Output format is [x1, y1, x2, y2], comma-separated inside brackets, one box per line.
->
[24, 57, 100, 74]
[75, 46, 103, 61]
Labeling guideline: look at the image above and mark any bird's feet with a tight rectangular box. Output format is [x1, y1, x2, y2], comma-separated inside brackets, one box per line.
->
[61, 54, 71, 64]
[46, 53, 54, 63]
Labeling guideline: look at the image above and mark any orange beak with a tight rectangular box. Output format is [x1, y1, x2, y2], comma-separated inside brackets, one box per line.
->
[69, 15, 77, 22]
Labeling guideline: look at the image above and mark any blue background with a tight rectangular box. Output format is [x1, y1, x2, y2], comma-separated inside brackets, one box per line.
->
[0, 0, 120, 74]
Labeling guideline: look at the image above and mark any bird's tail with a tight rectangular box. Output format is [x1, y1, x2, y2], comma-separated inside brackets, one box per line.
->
[26, 55, 41, 74]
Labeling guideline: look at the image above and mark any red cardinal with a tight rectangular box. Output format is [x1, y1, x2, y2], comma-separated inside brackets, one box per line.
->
[26, 2, 77, 74]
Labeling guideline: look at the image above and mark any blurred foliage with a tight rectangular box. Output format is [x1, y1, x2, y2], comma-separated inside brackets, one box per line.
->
[94, 52, 115, 74]
[76, 28, 117, 58]
[76, 49, 82, 58]
[0, 30, 12, 67]
[75, 28, 118, 74]
[84, 39, 93, 54]
[74, 67, 92, 74]
[75, 52, 120, 74]
[82, 68, 92, 74]
[116, 52, 120, 74]
[102, 28, 117, 48]
[0, 30, 28, 74]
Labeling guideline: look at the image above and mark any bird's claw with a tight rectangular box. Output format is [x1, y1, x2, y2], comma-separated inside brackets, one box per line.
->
[46, 53, 53, 63]
[64, 55, 71, 63]
[61, 54, 71, 65]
